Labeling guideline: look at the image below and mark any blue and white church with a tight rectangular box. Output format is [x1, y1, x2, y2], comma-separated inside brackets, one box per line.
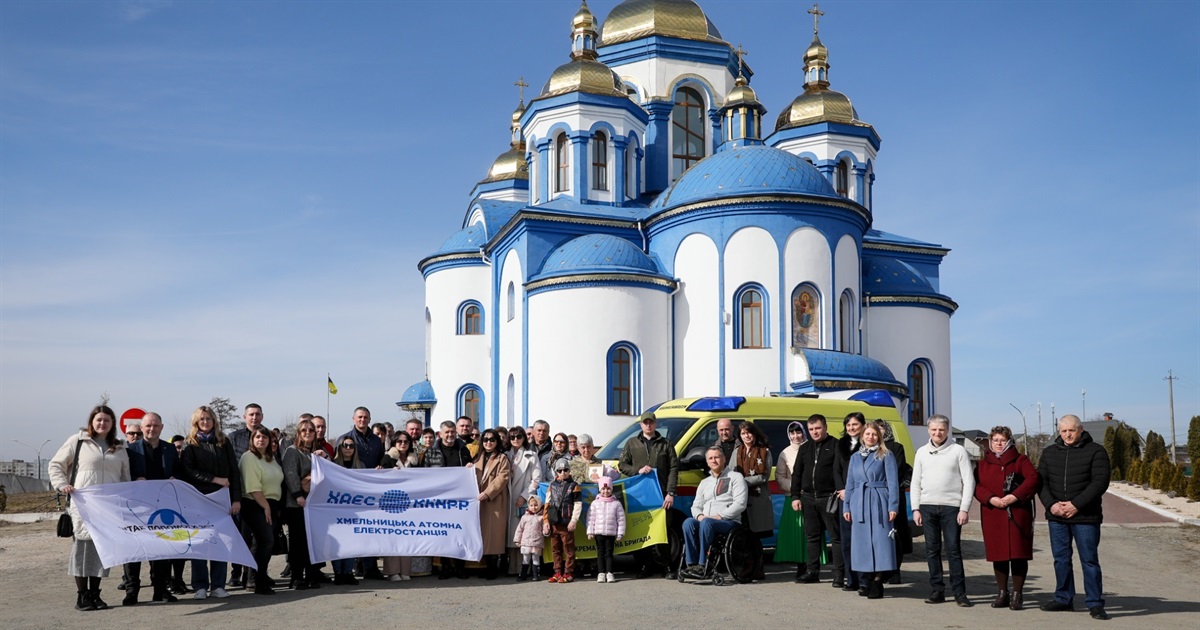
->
[399, 0, 957, 444]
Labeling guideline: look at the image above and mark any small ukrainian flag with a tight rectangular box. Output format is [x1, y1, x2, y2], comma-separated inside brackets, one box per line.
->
[328, 376, 338, 395]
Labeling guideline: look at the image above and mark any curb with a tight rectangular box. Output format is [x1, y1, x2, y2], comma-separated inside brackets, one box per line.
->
[1106, 487, 1200, 526]
[0, 512, 59, 524]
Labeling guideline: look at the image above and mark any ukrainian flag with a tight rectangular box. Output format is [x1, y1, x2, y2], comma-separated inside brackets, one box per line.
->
[328, 377, 338, 395]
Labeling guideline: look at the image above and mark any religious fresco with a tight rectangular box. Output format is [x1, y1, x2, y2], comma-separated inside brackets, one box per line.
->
[791, 285, 820, 349]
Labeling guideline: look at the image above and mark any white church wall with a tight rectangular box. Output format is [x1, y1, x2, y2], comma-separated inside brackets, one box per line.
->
[771, 134, 877, 167]
[834, 234, 860, 353]
[723, 227, 780, 396]
[611, 58, 733, 103]
[526, 285, 670, 440]
[783, 227, 832, 383]
[865, 305, 952, 444]
[673, 233, 720, 397]
[426, 265, 492, 427]
[499, 251, 524, 428]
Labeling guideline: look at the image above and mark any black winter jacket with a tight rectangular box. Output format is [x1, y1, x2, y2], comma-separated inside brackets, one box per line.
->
[833, 434, 862, 492]
[179, 438, 242, 502]
[1037, 430, 1110, 524]
[791, 434, 838, 498]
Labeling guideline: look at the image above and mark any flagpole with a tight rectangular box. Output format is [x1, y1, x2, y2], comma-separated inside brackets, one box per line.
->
[327, 372, 331, 421]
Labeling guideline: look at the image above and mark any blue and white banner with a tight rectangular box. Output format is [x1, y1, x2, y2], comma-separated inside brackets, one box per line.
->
[72, 480, 254, 569]
[305, 457, 482, 563]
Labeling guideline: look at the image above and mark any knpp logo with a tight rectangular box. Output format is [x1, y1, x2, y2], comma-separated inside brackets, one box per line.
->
[147, 508, 199, 542]
[379, 490, 411, 514]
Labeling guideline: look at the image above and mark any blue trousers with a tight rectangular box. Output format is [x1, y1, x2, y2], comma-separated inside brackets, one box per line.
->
[332, 558, 355, 575]
[1048, 521, 1104, 608]
[921, 504, 965, 597]
[191, 560, 227, 592]
[683, 517, 737, 566]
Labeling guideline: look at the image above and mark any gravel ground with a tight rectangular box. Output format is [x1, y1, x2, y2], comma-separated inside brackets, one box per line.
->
[2, 501, 1198, 629]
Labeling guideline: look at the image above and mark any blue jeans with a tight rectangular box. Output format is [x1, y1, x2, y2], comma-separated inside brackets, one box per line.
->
[191, 560, 227, 592]
[332, 558, 355, 575]
[921, 504, 965, 597]
[683, 517, 736, 566]
[1048, 521, 1103, 608]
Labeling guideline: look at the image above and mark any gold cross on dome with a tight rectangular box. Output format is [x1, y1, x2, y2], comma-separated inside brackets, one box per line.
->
[733, 44, 748, 77]
[514, 76, 529, 104]
[808, 3, 825, 35]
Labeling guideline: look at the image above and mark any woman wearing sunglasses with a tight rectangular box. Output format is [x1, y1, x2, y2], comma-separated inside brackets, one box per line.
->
[505, 427, 541, 576]
[328, 438, 362, 585]
[473, 429, 511, 579]
[282, 419, 323, 590]
[380, 432, 418, 581]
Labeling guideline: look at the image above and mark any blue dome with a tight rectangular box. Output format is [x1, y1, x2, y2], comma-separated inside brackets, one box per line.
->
[397, 380, 436, 406]
[536, 234, 661, 278]
[652, 145, 839, 211]
[433, 223, 486, 255]
[863, 256, 938, 296]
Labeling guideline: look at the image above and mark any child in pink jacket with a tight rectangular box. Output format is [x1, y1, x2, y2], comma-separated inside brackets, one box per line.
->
[586, 477, 626, 583]
[513, 496, 545, 581]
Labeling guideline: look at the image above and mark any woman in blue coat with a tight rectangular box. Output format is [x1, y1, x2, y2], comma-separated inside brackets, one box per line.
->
[843, 421, 899, 599]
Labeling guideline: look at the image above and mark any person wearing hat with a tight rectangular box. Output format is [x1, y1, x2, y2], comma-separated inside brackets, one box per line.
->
[568, 434, 620, 486]
[617, 412, 679, 578]
[542, 457, 582, 582]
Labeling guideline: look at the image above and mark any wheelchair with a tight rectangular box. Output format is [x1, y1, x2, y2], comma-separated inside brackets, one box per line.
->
[676, 523, 762, 586]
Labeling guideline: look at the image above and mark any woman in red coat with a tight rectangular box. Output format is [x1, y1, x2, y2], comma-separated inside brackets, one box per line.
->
[974, 426, 1040, 611]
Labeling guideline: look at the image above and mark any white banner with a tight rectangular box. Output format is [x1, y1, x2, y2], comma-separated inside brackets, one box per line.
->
[72, 480, 255, 570]
[305, 457, 482, 563]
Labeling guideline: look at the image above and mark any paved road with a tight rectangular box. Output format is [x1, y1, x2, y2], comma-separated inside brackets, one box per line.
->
[1100, 492, 1174, 525]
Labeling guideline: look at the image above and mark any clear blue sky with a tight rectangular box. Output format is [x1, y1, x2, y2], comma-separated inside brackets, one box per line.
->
[2, 0, 1197, 461]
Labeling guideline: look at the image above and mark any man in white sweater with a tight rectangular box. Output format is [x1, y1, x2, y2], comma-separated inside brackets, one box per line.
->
[910, 414, 975, 607]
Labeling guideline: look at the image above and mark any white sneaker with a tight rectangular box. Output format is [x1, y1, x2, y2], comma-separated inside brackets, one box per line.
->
[210, 587, 230, 598]
[388, 574, 401, 582]
[193, 590, 207, 600]
[597, 573, 605, 583]
[399, 575, 411, 581]
[606, 572, 617, 583]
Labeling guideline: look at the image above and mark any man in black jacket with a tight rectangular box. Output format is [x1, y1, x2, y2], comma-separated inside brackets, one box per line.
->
[790, 414, 843, 585]
[1037, 415, 1111, 620]
[423, 420, 472, 579]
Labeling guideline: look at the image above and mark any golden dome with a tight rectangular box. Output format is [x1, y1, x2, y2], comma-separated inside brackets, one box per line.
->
[599, 0, 724, 47]
[481, 148, 528, 184]
[723, 76, 761, 110]
[573, 1, 597, 31]
[805, 35, 828, 65]
[538, 58, 627, 99]
[775, 88, 861, 131]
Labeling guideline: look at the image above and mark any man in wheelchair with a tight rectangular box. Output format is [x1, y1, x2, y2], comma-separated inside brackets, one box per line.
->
[680, 447, 749, 579]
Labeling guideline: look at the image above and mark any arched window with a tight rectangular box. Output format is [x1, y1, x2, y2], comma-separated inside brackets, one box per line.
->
[506, 374, 515, 427]
[555, 134, 569, 193]
[624, 144, 634, 199]
[506, 282, 515, 322]
[457, 384, 483, 427]
[457, 301, 483, 335]
[907, 360, 933, 426]
[839, 289, 856, 353]
[790, 284, 821, 349]
[671, 86, 705, 180]
[607, 342, 639, 415]
[835, 160, 850, 197]
[734, 284, 768, 349]
[592, 131, 608, 191]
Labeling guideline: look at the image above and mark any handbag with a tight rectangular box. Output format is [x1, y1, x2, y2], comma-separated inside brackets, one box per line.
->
[823, 494, 840, 515]
[56, 440, 85, 538]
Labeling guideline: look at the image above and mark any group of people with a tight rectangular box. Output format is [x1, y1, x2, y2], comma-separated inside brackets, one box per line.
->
[49, 403, 1112, 620]
[776, 411, 1111, 620]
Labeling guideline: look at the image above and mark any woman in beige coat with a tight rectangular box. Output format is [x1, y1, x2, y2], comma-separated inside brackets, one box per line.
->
[49, 405, 132, 611]
[473, 428, 510, 579]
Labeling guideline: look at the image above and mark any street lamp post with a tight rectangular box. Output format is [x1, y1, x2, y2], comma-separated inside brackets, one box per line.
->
[1009, 403, 1031, 454]
[13, 439, 52, 480]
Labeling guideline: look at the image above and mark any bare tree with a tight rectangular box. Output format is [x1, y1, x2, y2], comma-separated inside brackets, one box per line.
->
[207, 397, 240, 428]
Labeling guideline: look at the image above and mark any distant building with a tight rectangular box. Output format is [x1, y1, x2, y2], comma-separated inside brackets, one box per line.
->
[0, 460, 40, 477]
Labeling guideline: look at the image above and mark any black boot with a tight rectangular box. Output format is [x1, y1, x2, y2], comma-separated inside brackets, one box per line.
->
[517, 564, 529, 581]
[151, 583, 177, 603]
[867, 576, 884, 600]
[484, 555, 499, 580]
[88, 589, 109, 610]
[991, 590, 1010, 608]
[122, 580, 140, 606]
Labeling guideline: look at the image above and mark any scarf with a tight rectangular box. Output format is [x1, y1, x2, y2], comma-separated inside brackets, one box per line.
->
[197, 430, 215, 443]
[736, 444, 768, 477]
[859, 444, 880, 458]
[992, 439, 1014, 458]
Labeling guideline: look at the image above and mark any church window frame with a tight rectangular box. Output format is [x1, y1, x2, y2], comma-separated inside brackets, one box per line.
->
[835, 160, 850, 197]
[592, 131, 608, 191]
[606, 342, 640, 416]
[671, 86, 706, 181]
[734, 283, 769, 349]
[457, 384, 484, 428]
[555, 133, 569, 193]
[907, 359, 933, 426]
[838, 289, 856, 353]
[506, 282, 515, 322]
[457, 300, 484, 335]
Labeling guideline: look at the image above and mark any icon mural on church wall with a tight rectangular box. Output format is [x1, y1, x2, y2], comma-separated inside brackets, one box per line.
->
[791, 285, 820, 350]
